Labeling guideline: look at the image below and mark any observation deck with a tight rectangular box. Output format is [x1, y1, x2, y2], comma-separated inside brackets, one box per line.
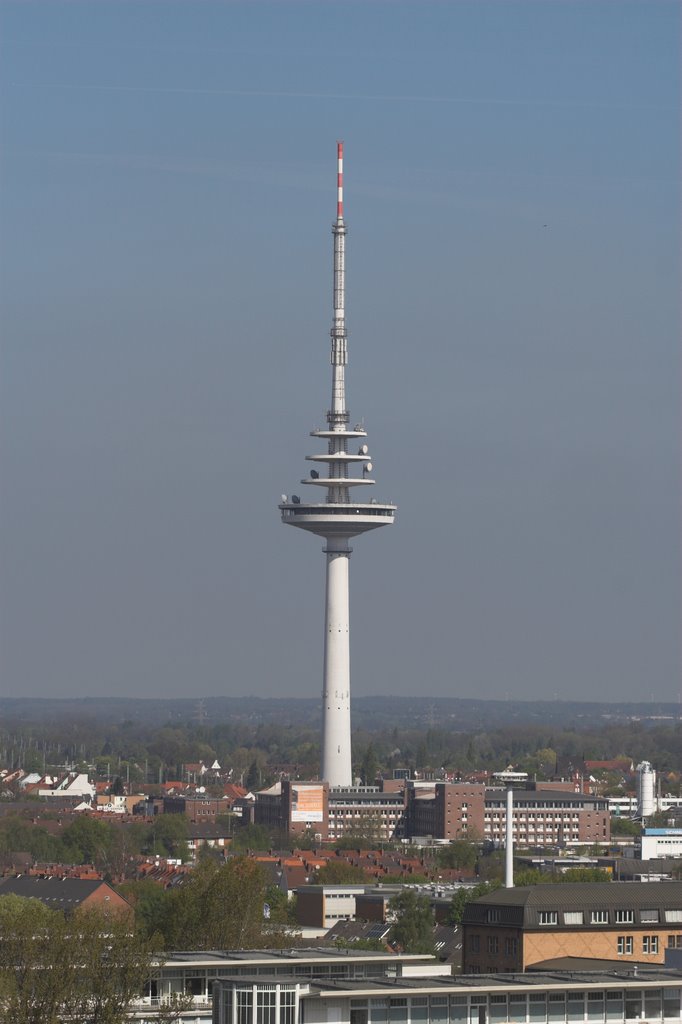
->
[279, 500, 396, 539]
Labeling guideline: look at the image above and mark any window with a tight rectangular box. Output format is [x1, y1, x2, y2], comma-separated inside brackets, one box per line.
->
[490, 994, 508, 1024]
[591, 910, 608, 924]
[470, 935, 480, 953]
[606, 991, 623, 1022]
[487, 936, 499, 954]
[256, 990, 276, 1024]
[237, 989, 253, 1024]
[429, 997, 448, 1024]
[564, 911, 584, 925]
[668, 935, 682, 949]
[486, 909, 500, 924]
[665, 909, 682, 923]
[615, 910, 634, 924]
[538, 911, 558, 925]
[642, 935, 659, 955]
[617, 936, 633, 955]
[281, 990, 296, 1024]
[505, 937, 518, 956]
[640, 908, 659, 923]
[410, 998, 428, 1024]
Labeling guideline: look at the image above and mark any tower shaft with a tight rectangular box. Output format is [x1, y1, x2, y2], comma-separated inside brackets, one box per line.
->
[322, 538, 352, 785]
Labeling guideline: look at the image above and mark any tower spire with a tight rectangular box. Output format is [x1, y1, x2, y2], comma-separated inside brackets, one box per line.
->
[279, 144, 396, 787]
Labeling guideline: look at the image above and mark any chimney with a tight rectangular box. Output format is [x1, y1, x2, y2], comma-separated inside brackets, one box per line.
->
[505, 787, 514, 888]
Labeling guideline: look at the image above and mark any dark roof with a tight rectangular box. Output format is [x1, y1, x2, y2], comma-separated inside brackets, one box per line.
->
[0, 875, 119, 909]
[324, 920, 392, 944]
[527, 957, 654, 972]
[462, 880, 682, 929]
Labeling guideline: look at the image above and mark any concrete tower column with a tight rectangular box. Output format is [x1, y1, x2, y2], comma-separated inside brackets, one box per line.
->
[322, 538, 352, 785]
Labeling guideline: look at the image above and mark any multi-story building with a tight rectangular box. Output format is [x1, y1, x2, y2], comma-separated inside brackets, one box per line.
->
[461, 880, 682, 973]
[256, 780, 609, 847]
[408, 783, 486, 839]
[212, 967, 682, 1024]
[255, 781, 330, 840]
[407, 783, 609, 846]
[483, 788, 609, 845]
[131, 948, 442, 1022]
[327, 786, 407, 842]
[255, 782, 405, 843]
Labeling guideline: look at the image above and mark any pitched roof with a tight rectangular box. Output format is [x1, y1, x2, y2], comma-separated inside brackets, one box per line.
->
[462, 880, 682, 929]
[0, 875, 126, 910]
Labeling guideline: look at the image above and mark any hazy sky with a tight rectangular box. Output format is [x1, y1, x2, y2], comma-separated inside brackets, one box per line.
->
[0, 0, 679, 704]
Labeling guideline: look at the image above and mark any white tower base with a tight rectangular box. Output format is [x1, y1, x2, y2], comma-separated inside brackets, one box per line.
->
[321, 538, 352, 786]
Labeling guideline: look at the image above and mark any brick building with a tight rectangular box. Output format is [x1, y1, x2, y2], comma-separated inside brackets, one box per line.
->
[407, 783, 609, 845]
[255, 780, 608, 847]
[462, 880, 682, 973]
[255, 781, 330, 839]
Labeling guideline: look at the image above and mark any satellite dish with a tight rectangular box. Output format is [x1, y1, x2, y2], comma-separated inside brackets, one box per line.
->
[281, 494, 288, 503]
[358, 444, 369, 455]
[364, 462, 373, 473]
[292, 495, 301, 504]
[310, 470, 319, 478]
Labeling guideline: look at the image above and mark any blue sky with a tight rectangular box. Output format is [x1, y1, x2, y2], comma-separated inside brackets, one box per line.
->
[0, 0, 679, 703]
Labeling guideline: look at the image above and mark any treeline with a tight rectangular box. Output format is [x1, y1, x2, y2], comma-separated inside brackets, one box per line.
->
[0, 896, 158, 1024]
[0, 857, 292, 1023]
[119, 856, 295, 948]
[0, 811, 191, 872]
[2, 715, 681, 789]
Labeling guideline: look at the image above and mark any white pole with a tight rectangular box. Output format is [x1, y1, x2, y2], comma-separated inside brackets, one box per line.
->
[505, 787, 514, 888]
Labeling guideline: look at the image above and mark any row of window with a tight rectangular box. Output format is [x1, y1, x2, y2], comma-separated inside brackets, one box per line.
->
[617, 935, 660, 955]
[340, 989, 682, 1024]
[469, 936, 519, 955]
[533, 908, 680, 926]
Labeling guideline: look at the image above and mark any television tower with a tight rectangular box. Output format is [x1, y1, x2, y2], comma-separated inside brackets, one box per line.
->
[279, 143, 396, 787]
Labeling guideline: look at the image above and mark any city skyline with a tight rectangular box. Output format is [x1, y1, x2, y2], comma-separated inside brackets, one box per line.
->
[0, 1, 678, 703]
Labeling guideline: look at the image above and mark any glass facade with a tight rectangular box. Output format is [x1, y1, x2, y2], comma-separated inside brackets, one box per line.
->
[317, 989, 682, 1024]
[213, 980, 682, 1024]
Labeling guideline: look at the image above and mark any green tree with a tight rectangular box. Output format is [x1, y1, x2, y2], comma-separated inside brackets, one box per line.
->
[388, 890, 434, 954]
[146, 814, 190, 860]
[0, 895, 157, 1024]
[230, 823, 271, 852]
[360, 743, 379, 786]
[118, 878, 173, 941]
[111, 775, 126, 796]
[245, 759, 261, 790]
[159, 857, 276, 950]
[315, 860, 367, 884]
[436, 841, 477, 871]
[610, 817, 641, 836]
[62, 815, 115, 867]
[448, 882, 501, 925]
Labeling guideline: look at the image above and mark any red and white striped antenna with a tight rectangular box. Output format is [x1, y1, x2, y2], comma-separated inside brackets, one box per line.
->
[336, 140, 344, 221]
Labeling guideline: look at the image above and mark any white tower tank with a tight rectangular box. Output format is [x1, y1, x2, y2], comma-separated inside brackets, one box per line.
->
[636, 761, 656, 819]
